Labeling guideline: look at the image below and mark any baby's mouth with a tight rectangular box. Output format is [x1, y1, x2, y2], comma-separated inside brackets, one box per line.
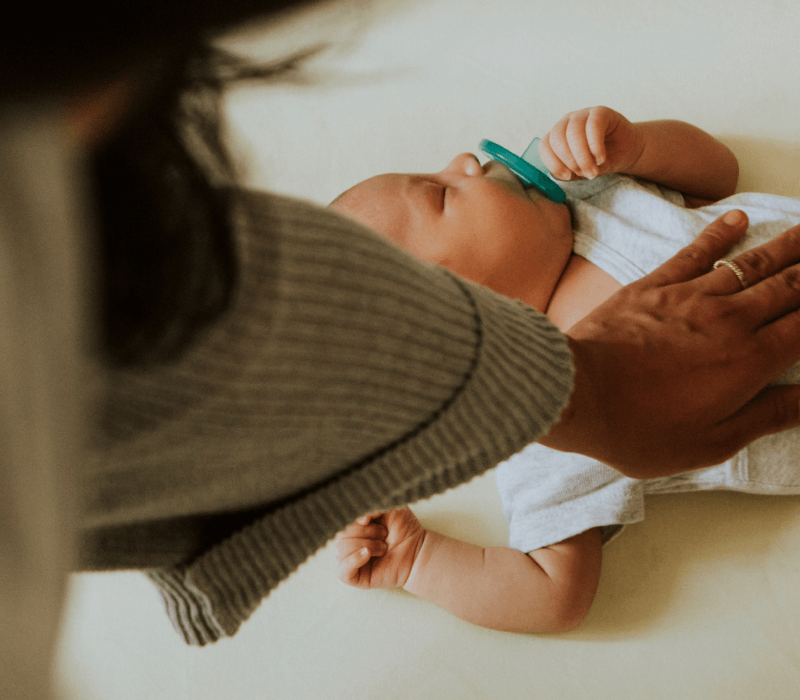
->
[486, 159, 559, 203]
[484, 159, 518, 183]
[484, 160, 531, 194]
[522, 184, 547, 202]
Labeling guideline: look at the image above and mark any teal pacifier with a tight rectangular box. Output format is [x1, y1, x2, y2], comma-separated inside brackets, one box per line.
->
[479, 137, 566, 204]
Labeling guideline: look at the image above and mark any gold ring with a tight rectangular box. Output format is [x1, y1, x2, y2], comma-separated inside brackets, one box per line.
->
[713, 259, 746, 289]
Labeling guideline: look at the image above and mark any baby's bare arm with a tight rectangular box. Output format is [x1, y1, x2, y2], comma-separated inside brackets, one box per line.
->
[403, 527, 602, 633]
[541, 106, 738, 203]
[626, 118, 738, 203]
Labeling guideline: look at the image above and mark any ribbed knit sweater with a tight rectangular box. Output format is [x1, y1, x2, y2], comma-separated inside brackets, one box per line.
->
[79, 189, 574, 645]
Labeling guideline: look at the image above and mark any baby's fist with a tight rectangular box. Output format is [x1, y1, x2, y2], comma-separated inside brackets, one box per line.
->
[335, 508, 425, 590]
[540, 106, 644, 181]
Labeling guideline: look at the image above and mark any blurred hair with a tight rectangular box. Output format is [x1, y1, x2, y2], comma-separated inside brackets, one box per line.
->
[0, 0, 327, 367]
[92, 42, 229, 366]
[93, 40, 326, 366]
[2, 1, 320, 98]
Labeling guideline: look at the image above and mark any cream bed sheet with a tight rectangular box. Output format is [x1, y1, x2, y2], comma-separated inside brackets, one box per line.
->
[56, 1, 800, 698]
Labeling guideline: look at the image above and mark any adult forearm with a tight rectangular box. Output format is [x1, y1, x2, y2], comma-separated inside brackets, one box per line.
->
[90, 191, 576, 645]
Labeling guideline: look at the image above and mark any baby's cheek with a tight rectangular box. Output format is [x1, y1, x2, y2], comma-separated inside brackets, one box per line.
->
[439, 246, 490, 286]
[453, 239, 534, 295]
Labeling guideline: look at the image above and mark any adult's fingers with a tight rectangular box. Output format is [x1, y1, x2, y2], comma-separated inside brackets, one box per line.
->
[711, 384, 800, 462]
[726, 262, 800, 334]
[724, 221, 800, 291]
[644, 210, 749, 288]
[702, 221, 800, 328]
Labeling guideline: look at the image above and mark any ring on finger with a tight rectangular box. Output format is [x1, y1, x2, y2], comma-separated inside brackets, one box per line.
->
[713, 259, 747, 290]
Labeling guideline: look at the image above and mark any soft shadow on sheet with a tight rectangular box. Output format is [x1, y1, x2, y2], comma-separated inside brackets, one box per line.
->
[572, 491, 800, 639]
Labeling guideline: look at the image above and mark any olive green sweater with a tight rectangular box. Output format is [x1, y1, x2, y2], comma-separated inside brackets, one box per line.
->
[80, 189, 574, 645]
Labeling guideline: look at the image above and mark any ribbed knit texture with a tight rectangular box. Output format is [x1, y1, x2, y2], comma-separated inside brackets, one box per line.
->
[81, 190, 574, 644]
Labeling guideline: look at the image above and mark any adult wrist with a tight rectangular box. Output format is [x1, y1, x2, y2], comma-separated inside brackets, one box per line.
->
[537, 334, 603, 459]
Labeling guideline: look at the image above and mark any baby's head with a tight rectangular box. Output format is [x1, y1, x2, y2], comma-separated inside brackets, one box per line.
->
[330, 153, 573, 312]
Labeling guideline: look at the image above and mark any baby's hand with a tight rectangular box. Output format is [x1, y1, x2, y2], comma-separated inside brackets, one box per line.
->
[539, 106, 645, 181]
[335, 508, 426, 590]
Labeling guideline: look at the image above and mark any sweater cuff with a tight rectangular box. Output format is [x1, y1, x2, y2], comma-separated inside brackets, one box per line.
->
[149, 276, 573, 645]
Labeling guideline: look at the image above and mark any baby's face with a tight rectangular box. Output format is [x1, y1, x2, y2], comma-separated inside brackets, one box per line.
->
[331, 153, 573, 312]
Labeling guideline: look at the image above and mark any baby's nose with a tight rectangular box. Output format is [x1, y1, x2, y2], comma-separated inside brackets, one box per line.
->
[443, 153, 483, 177]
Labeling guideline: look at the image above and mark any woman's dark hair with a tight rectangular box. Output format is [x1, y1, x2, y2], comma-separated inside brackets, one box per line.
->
[0, 0, 321, 367]
[92, 42, 239, 367]
[92, 41, 324, 367]
[4, 1, 319, 98]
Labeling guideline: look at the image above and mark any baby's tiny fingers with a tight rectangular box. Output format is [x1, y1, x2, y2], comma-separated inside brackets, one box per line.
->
[356, 509, 386, 525]
[539, 134, 575, 181]
[335, 523, 365, 541]
[338, 547, 372, 584]
[565, 116, 600, 178]
[336, 522, 388, 543]
[584, 109, 609, 166]
[549, 129, 582, 173]
[335, 537, 387, 562]
[335, 536, 366, 561]
[342, 547, 371, 570]
[360, 522, 388, 540]
[339, 540, 387, 569]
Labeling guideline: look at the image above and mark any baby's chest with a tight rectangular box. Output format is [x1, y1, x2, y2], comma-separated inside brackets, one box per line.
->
[545, 255, 622, 331]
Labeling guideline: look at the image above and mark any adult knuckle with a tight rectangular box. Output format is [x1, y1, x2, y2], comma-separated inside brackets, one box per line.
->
[770, 391, 799, 427]
[776, 265, 800, 295]
[673, 244, 707, 267]
[678, 246, 704, 262]
[699, 226, 727, 249]
[686, 220, 733, 259]
[699, 295, 731, 324]
[737, 247, 775, 281]
[779, 223, 800, 250]
[750, 388, 800, 436]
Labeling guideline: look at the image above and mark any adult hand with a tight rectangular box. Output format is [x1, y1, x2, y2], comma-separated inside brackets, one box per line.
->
[540, 209, 800, 478]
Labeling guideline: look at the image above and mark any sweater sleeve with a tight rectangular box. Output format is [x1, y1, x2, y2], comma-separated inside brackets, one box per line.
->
[80, 189, 574, 644]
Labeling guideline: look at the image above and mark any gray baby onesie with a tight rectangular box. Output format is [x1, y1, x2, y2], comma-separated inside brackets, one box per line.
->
[497, 174, 800, 553]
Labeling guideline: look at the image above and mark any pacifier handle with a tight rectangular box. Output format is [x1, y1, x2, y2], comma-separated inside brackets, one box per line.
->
[479, 137, 566, 204]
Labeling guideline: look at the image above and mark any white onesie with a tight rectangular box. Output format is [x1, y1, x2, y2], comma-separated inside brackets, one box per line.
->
[497, 174, 800, 553]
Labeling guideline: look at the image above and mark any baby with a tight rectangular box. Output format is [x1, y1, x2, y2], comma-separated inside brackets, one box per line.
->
[332, 106, 800, 633]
